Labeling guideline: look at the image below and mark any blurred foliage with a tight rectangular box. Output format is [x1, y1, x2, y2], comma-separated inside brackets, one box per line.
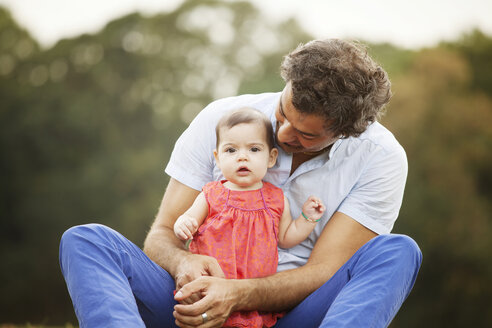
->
[0, 0, 310, 324]
[382, 41, 492, 328]
[0, 0, 490, 326]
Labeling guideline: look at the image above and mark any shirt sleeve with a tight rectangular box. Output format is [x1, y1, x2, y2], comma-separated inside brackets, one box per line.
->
[337, 144, 408, 234]
[164, 104, 219, 191]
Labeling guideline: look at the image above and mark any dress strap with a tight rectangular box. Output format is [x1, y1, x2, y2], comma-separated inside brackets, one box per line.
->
[260, 187, 278, 241]
[259, 188, 274, 218]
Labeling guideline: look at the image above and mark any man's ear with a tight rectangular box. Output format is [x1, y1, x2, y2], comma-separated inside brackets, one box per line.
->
[268, 148, 278, 168]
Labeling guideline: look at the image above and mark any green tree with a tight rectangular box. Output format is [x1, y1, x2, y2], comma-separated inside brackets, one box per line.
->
[0, 0, 310, 324]
[1, 1, 491, 326]
[443, 29, 492, 97]
[384, 47, 492, 327]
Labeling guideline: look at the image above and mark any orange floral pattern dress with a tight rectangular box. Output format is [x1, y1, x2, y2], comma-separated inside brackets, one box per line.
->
[189, 180, 285, 327]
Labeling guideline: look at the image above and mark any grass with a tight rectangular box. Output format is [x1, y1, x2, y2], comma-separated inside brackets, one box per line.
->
[0, 325, 76, 328]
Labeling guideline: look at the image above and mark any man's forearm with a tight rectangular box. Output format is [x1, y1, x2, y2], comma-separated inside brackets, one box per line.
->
[235, 262, 337, 312]
[237, 213, 377, 312]
[143, 226, 189, 278]
[143, 178, 202, 277]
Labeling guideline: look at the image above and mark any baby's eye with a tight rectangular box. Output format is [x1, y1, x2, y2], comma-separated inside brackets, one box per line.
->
[225, 148, 236, 153]
[250, 147, 261, 152]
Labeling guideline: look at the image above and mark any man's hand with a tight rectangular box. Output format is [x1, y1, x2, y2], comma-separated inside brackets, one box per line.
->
[174, 253, 225, 305]
[144, 179, 225, 303]
[175, 253, 225, 289]
[173, 276, 238, 327]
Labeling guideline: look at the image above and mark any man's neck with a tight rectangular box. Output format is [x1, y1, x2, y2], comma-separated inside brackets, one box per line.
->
[290, 145, 332, 175]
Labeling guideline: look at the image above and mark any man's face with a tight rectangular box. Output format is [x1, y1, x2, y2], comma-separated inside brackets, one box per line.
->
[275, 82, 339, 154]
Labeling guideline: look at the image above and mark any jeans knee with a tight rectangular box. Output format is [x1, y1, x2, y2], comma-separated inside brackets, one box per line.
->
[60, 224, 111, 260]
[372, 234, 422, 270]
[368, 234, 422, 270]
[61, 223, 105, 244]
[395, 234, 422, 267]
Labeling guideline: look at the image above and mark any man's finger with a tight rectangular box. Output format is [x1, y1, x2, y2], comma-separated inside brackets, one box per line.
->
[175, 272, 198, 290]
[174, 300, 208, 318]
[175, 310, 225, 328]
[174, 310, 205, 326]
[174, 279, 206, 303]
[206, 261, 225, 278]
[175, 289, 211, 315]
[178, 291, 202, 305]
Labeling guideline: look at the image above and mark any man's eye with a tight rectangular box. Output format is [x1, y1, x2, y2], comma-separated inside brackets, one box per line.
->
[301, 134, 316, 140]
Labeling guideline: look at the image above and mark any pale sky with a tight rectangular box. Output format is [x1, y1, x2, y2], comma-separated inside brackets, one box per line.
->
[1, 0, 491, 49]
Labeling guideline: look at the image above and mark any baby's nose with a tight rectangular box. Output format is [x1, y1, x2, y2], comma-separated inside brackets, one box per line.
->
[237, 151, 248, 160]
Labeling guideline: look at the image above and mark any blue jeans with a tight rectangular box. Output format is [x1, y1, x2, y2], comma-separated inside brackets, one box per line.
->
[59, 224, 422, 328]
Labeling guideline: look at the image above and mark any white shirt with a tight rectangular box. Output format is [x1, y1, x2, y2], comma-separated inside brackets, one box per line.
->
[165, 92, 408, 271]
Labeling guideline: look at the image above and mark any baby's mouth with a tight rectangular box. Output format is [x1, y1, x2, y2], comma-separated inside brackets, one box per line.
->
[237, 166, 250, 174]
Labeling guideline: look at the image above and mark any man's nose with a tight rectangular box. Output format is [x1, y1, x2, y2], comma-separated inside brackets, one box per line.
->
[277, 120, 297, 143]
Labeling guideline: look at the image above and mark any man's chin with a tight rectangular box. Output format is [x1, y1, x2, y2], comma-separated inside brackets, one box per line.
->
[278, 143, 304, 154]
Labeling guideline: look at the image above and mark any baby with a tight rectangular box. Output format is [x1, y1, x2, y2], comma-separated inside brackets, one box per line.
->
[174, 107, 325, 328]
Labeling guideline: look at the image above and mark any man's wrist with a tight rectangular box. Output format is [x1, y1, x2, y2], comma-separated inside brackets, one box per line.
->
[231, 278, 256, 312]
[144, 228, 190, 277]
[171, 248, 195, 278]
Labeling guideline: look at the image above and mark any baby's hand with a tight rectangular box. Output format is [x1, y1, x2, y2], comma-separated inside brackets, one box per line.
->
[302, 196, 326, 222]
[174, 215, 199, 241]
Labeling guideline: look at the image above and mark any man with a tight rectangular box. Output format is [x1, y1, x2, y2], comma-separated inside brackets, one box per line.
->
[60, 39, 422, 327]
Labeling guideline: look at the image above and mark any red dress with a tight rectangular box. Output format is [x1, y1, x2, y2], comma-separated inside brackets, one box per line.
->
[189, 180, 284, 327]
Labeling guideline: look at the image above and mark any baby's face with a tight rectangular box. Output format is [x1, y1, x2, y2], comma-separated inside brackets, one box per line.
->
[214, 123, 278, 190]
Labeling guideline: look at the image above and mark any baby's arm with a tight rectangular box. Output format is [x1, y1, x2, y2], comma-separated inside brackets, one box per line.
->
[173, 192, 209, 241]
[278, 196, 326, 248]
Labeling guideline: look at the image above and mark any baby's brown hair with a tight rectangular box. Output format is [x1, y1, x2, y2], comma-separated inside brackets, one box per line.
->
[215, 107, 275, 150]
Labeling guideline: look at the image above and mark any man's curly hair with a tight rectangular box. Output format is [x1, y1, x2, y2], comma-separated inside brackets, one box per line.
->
[280, 39, 392, 138]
